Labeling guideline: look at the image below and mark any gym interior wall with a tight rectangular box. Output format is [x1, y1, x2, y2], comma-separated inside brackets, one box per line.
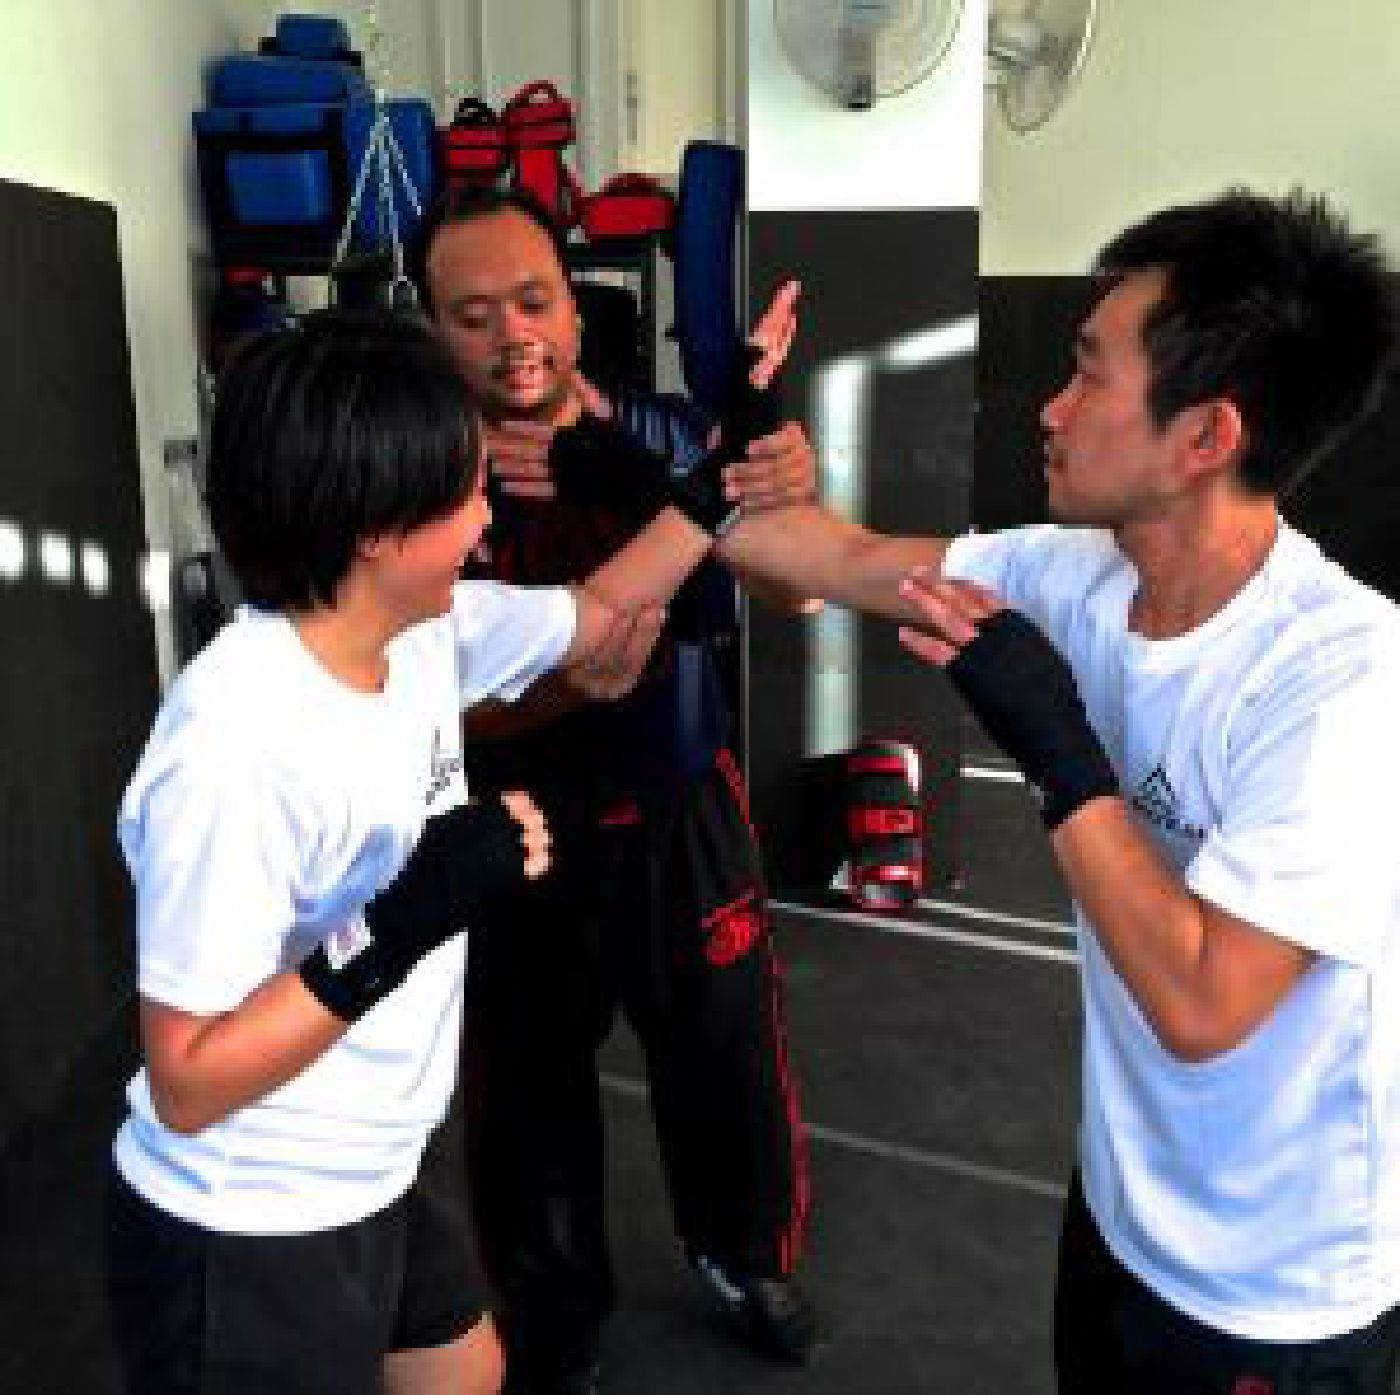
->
[0, 177, 156, 1390]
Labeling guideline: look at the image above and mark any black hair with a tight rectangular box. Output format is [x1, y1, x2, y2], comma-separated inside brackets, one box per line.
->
[1093, 187, 1397, 496]
[409, 184, 570, 317]
[206, 307, 480, 611]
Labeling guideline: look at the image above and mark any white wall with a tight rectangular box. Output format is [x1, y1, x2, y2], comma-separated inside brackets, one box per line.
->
[624, 0, 724, 174]
[748, 0, 987, 211]
[1, 2, 241, 679]
[982, 0, 1400, 274]
[0, 1, 435, 680]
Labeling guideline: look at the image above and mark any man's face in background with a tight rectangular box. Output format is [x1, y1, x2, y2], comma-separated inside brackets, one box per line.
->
[427, 208, 581, 425]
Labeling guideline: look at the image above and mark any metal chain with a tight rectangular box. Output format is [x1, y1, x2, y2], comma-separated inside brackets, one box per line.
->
[328, 2, 422, 297]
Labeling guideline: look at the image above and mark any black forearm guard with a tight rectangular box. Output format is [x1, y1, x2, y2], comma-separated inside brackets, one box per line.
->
[945, 610, 1118, 830]
[299, 798, 526, 1022]
[664, 347, 783, 536]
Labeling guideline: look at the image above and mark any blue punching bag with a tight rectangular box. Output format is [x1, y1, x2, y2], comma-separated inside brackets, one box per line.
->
[671, 140, 746, 419]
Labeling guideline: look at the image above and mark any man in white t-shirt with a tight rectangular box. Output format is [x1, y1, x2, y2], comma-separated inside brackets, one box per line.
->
[108, 308, 667, 1395]
[896, 189, 1400, 1392]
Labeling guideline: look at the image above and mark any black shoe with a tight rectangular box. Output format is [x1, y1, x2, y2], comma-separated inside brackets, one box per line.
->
[689, 1253, 824, 1364]
[500, 1322, 601, 1395]
[554, 1359, 600, 1395]
[503, 1355, 599, 1395]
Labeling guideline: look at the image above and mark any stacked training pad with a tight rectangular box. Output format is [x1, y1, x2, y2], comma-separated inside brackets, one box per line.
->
[194, 12, 438, 268]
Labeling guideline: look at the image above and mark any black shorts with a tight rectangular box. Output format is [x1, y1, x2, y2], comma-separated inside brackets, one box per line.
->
[1054, 1171, 1400, 1395]
[106, 1166, 487, 1395]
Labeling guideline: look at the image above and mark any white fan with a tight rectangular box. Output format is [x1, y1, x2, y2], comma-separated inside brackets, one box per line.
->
[986, 0, 1099, 132]
[775, 0, 966, 111]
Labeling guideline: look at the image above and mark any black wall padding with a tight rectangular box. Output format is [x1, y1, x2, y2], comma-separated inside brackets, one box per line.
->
[973, 276, 1093, 532]
[746, 210, 978, 897]
[0, 180, 157, 1144]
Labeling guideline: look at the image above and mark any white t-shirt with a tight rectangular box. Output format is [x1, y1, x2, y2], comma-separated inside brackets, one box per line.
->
[945, 522, 1400, 1340]
[113, 580, 575, 1235]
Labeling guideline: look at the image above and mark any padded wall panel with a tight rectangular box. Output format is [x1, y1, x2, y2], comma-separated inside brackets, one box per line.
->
[0, 180, 156, 1140]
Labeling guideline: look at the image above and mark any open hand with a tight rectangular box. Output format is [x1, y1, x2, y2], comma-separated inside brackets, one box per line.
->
[484, 419, 557, 501]
[573, 370, 612, 422]
[564, 601, 666, 701]
[896, 571, 1006, 666]
[748, 279, 801, 389]
[724, 418, 818, 512]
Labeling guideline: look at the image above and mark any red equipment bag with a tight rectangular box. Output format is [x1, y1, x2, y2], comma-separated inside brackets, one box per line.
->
[502, 78, 574, 145]
[502, 79, 582, 227]
[442, 97, 509, 193]
[581, 173, 676, 241]
[844, 738, 924, 911]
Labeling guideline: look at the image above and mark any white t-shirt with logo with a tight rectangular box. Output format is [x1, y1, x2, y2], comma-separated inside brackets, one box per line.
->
[113, 580, 575, 1235]
[945, 522, 1400, 1340]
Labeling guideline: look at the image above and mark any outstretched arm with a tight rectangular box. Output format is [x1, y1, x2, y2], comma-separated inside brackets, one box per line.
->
[467, 491, 948, 745]
[721, 504, 948, 621]
[574, 272, 948, 619]
[582, 498, 948, 623]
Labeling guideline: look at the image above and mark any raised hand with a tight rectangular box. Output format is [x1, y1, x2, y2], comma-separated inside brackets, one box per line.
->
[748, 279, 802, 389]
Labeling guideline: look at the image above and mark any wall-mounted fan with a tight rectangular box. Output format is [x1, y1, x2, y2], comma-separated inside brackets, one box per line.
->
[986, 0, 1099, 132]
[775, 0, 966, 111]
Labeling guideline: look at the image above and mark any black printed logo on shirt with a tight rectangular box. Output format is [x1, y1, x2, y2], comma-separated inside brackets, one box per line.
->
[425, 728, 463, 806]
[1129, 763, 1205, 844]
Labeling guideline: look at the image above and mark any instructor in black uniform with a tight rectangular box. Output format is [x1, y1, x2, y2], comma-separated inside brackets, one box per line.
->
[418, 187, 944, 1395]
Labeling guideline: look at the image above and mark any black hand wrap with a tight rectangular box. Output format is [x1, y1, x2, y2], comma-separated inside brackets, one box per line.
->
[946, 610, 1118, 830]
[299, 798, 527, 1022]
[717, 345, 783, 453]
[607, 378, 737, 535]
[671, 346, 782, 536]
[588, 348, 781, 537]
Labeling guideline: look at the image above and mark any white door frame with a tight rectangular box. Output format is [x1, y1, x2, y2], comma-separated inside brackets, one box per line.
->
[428, 0, 627, 189]
[719, 0, 745, 145]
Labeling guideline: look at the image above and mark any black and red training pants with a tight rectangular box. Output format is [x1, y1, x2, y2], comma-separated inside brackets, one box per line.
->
[461, 749, 809, 1374]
